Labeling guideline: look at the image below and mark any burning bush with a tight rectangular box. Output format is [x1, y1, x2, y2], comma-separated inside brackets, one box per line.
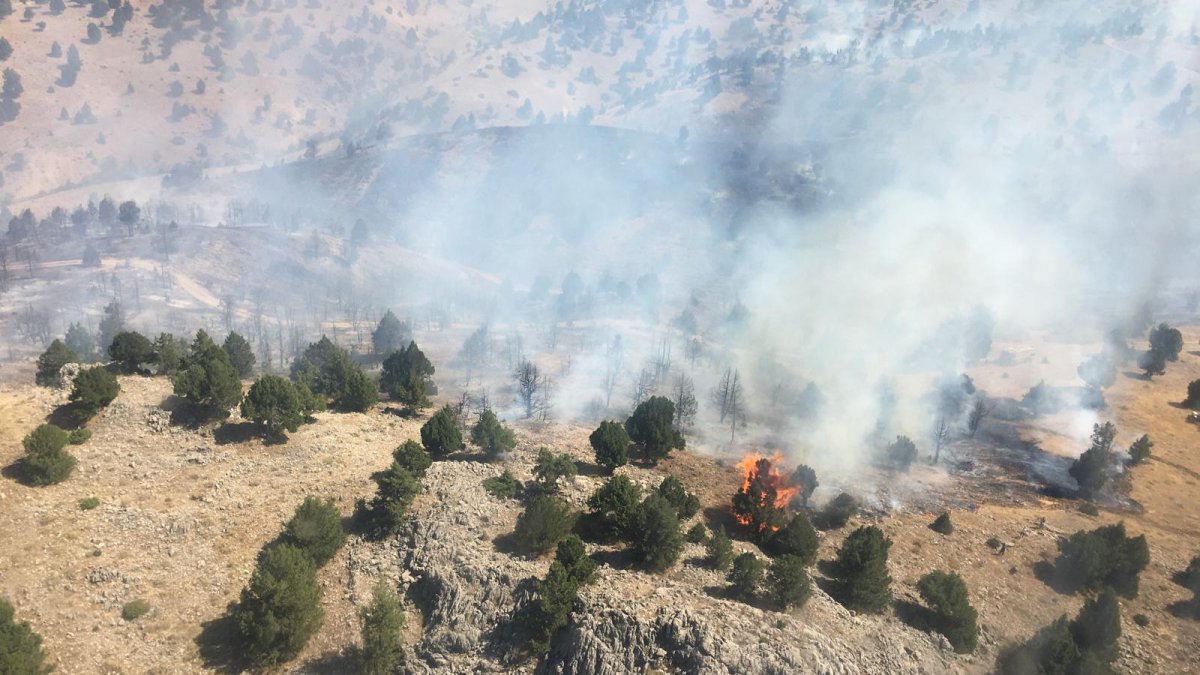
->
[731, 453, 803, 538]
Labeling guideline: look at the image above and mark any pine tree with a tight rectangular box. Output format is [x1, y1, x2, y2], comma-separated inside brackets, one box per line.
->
[589, 420, 630, 472]
[36, 339, 77, 387]
[372, 310, 410, 356]
[705, 526, 734, 571]
[470, 409, 516, 460]
[359, 584, 404, 675]
[917, 570, 979, 653]
[728, 552, 764, 601]
[767, 513, 819, 564]
[586, 475, 642, 541]
[69, 365, 120, 423]
[222, 331, 256, 378]
[656, 476, 700, 520]
[633, 493, 683, 573]
[380, 341, 434, 408]
[234, 544, 324, 667]
[392, 440, 431, 478]
[420, 405, 463, 457]
[769, 555, 812, 609]
[514, 495, 577, 555]
[0, 598, 52, 674]
[241, 375, 304, 439]
[832, 526, 892, 613]
[20, 424, 76, 486]
[281, 497, 345, 567]
[624, 396, 684, 464]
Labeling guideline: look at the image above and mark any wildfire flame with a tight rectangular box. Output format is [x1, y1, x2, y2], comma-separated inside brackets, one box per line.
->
[734, 450, 802, 529]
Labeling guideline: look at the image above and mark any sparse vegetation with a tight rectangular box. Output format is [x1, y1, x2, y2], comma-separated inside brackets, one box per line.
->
[1051, 521, 1149, 597]
[706, 526, 734, 571]
[0, 598, 51, 674]
[79, 496, 100, 510]
[815, 492, 859, 530]
[121, 599, 150, 621]
[20, 424, 76, 486]
[281, 497, 345, 567]
[930, 512, 954, 535]
[173, 330, 243, 416]
[830, 525, 892, 613]
[766, 512, 819, 564]
[392, 440, 432, 478]
[421, 405, 463, 457]
[633, 493, 683, 572]
[586, 475, 642, 541]
[888, 435, 918, 471]
[360, 464, 420, 536]
[1069, 422, 1117, 499]
[233, 543, 324, 667]
[916, 571, 978, 653]
[685, 522, 707, 544]
[359, 584, 404, 675]
[997, 589, 1121, 673]
[589, 419, 630, 472]
[656, 475, 700, 520]
[482, 470, 520, 499]
[222, 332, 256, 378]
[1127, 434, 1152, 465]
[470, 409, 516, 460]
[240, 375, 305, 439]
[514, 495, 577, 556]
[728, 552, 764, 601]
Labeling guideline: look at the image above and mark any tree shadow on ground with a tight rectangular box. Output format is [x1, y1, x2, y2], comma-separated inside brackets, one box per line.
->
[1032, 560, 1077, 595]
[45, 403, 87, 430]
[1166, 599, 1200, 621]
[382, 405, 422, 419]
[574, 461, 609, 478]
[195, 611, 248, 673]
[301, 648, 359, 674]
[1, 459, 29, 485]
[701, 505, 742, 540]
[1121, 370, 1151, 381]
[588, 546, 636, 570]
[894, 599, 935, 632]
[214, 422, 278, 446]
[166, 398, 226, 430]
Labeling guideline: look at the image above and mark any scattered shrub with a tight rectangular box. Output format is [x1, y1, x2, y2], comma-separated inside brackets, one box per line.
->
[888, 436, 918, 471]
[222, 331, 256, 378]
[789, 464, 818, 507]
[624, 396, 684, 464]
[1133, 613, 1150, 627]
[917, 570, 979, 653]
[1051, 521, 1149, 597]
[769, 555, 812, 609]
[1186, 379, 1200, 410]
[1127, 434, 1152, 465]
[830, 525, 893, 613]
[371, 310, 411, 357]
[35, 339, 77, 387]
[361, 464, 420, 535]
[289, 336, 374, 412]
[79, 496, 99, 510]
[814, 492, 859, 530]
[930, 512, 954, 535]
[586, 475, 641, 540]
[108, 331, 153, 373]
[656, 476, 700, 520]
[589, 420, 630, 472]
[359, 584, 404, 675]
[0, 598, 51, 674]
[69, 365, 120, 422]
[706, 526, 734, 571]
[121, 599, 150, 621]
[67, 428, 91, 444]
[633, 493, 683, 573]
[392, 440, 431, 478]
[728, 552, 764, 601]
[470, 409, 516, 460]
[986, 537, 1003, 549]
[281, 497, 345, 567]
[20, 424, 76, 486]
[380, 341, 434, 408]
[1069, 422, 1117, 499]
[1078, 502, 1099, 517]
[234, 544, 324, 667]
[685, 522, 707, 544]
[240, 375, 304, 439]
[766, 513, 819, 564]
[482, 470, 519, 499]
[532, 448, 576, 493]
[420, 405, 463, 457]
[555, 535, 596, 585]
[172, 330, 242, 415]
[514, 495, 577, 555]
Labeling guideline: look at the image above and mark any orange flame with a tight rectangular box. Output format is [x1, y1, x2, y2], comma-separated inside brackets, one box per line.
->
[734, 450, 802, 530]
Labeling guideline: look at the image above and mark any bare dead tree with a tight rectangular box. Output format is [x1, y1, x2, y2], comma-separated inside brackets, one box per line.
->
[515, 359, 541, 418]
[630, 366, 655, 409]
[603, 334, 623, 407]
[685, 337, 703, 368]
[967, 399, 989, 437]
[932, 416, 950, 464]
[671, 374, 698, 431]
[726, 372, 747, 444]
[711, 367, 741, 423]
[535, 376, 554, 422]
[653, 337, 671, 385]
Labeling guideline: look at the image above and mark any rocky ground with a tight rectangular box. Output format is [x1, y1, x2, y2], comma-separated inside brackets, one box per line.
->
[2, 352, 1199, 673]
